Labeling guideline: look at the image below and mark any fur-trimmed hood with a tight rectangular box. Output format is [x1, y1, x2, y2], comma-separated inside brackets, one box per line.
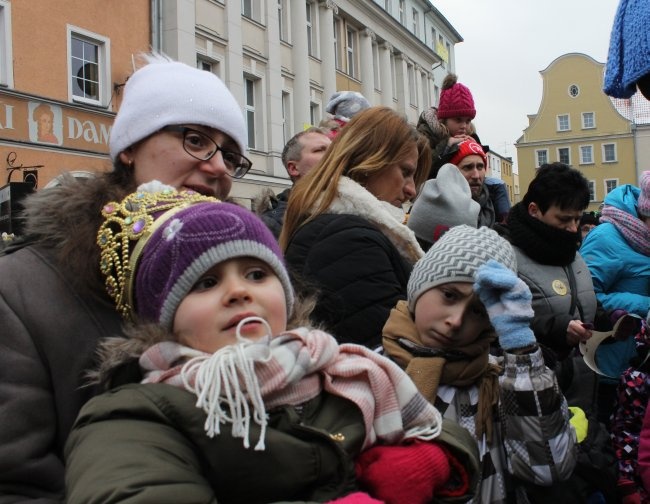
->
[417, 108, 449, 149]
[17, 173, 136, 296]
[324, 177, 423, 263]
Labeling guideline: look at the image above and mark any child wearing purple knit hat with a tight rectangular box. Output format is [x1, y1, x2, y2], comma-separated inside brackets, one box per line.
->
[64, 184, 478, 504]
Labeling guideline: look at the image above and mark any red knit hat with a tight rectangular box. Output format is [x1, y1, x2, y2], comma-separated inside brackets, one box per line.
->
[437, 74, 476, 120]
[449, 139, 487, 167]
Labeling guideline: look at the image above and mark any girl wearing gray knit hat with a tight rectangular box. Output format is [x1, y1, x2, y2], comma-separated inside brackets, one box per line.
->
[382, 225, 578, 503]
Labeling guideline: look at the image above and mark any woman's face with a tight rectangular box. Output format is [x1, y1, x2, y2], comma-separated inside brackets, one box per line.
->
[38, 113, 53, 135]
[120, 124, 237, 200]
[173, 258, 287, 354]
[413, 282, 492, 350]
[363, 142, 418, 207]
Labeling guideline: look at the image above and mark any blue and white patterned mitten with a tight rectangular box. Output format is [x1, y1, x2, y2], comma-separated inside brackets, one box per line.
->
[474, 260, 536, 351]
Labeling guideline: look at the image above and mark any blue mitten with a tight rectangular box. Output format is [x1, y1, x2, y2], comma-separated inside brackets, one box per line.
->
[474, 260, 536, 351]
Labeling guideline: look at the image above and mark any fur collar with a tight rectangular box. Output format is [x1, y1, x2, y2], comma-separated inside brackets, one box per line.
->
[324, 177, 423, 263]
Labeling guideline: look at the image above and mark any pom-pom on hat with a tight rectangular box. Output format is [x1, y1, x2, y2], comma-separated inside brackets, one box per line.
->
[97, 183, 294, 329]
[109, 53, 247, 161]
[449, 139, 487, 168]
[639, 170, 650, 217]
[437, 74, 476, 120]
[407, 225, 516, 312]
[408, 164, 480, 246]
[325, 91, 370, 122]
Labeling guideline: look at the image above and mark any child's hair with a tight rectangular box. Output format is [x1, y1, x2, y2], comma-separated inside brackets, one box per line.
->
[97, 183, 295, 329]
[407, 225, 516, 312]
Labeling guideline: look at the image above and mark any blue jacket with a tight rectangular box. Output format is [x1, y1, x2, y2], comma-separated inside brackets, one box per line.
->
[580, 184, 649, 380]
[580, 184, 649, 317]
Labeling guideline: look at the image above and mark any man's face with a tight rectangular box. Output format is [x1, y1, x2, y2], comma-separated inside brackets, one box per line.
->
[456, 154, 486, 199]
[287, 132, 331, 180]
[528, 202, 582, 232]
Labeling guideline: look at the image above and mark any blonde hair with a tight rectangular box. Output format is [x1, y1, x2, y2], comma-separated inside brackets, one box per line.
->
[279, 106, 431, 250]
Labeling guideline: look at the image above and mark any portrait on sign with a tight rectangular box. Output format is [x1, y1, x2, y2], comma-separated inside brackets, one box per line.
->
[28, 102, 63, 146]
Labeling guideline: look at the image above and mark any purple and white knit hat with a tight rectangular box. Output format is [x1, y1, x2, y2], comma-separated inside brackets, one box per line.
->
[98, 184, 294, 329]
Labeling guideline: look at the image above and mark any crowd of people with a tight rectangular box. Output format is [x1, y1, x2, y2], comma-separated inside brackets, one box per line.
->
[0, 39, 649, 504]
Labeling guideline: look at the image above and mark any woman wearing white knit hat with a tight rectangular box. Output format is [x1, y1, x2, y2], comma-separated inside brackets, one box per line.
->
[0, 53, 249, 501]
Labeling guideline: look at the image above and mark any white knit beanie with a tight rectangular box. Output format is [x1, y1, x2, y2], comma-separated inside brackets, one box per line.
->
[109, 55, 247, 161]
[325, 91, 370, 122]
[408, 163, 480, 246]
[407, 225, 517, 312]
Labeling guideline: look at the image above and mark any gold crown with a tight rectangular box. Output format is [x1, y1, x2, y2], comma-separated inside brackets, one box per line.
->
[97, 187, 218, 320]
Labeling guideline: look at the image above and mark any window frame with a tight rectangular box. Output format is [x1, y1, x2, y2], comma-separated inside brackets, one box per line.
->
[602, 142, 617, 163]
[278, 0, 289, 42]
[242, 0, 263, 22]
[67, 26, 111, 107]
[588, 180, 596, 202]
[0, 0, 13, 88]
[579, 144, 594, 165]
[399, 0, 405, 24]
[346, 26, 358, 79]
[244, 76, 258, 150]
[306, 1, 314, 56]
[333, 17, 341, 70]
[557, 114, 570, 132]
[557, 146, 570, 165]
[310, 100, 321, 127]
[582, 111, 596, 129]
[282, 91, 291, 145]
[604, 178, 618, 195]
[535, 149, 548, 168]
[412, 8, 419, 36]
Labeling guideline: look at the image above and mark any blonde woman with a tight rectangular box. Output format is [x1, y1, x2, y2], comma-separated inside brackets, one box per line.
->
[280, 107, 431, 349]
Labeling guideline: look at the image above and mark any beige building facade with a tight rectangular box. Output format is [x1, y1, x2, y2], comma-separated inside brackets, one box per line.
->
[516, 53, 637, 211]
[154, 0, 462, 206]
[486, 149, 515, 204]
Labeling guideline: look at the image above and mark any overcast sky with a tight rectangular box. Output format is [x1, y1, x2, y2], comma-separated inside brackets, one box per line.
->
[433, 0, 621, 170]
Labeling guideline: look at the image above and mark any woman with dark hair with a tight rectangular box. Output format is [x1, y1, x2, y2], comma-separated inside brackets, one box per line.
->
[280, 106, 431, 349]
[0, 53, 250, 502]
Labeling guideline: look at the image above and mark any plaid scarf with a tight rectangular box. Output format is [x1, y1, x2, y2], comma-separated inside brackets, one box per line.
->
[600, 205, 650, 255]
[139, 326, 442, 451]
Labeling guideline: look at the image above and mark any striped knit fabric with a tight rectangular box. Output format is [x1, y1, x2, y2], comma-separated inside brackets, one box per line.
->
[408, 225, 517, 312]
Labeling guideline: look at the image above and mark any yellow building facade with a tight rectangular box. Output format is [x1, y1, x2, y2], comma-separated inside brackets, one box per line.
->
[516, 53, 636, 211]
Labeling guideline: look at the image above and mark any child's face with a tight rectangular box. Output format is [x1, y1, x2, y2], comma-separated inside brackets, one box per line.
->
[413, 282, 491, 349]
[444, 117, 472, 136]
[173, 257, 287, 353]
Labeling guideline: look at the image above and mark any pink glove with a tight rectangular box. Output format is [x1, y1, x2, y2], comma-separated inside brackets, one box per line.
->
[326, 492, 384, 503]
[355, 441, 451, 504]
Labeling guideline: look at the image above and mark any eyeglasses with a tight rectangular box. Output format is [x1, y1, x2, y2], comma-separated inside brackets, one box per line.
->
[162, 126, 252, 179]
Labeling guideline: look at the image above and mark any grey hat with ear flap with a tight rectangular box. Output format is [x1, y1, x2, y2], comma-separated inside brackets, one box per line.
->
[407, 225, 517, 312]
[407, 163, 480, 246]
[325, 91, 370, 122]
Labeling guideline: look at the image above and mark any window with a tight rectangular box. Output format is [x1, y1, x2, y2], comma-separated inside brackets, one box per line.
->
[399, 0, 405, 24]
[306, 2, 314, 56]
[310, 101, 320, 127]
[244, 77, 257, 149]
[385, 0, 392, 12]
[602, 143, 617, 163]
[408, 64, 416, 106]
[605, 179, 618, 194]
[430, 27, 437, 50]
[412, 8, 419, 36]
[373, 42, 381, 90]
[569, 84, 580, 97]
[197, 58, 220, 78]
[558, 147, 570, 164]
[241, 0, 262, 22]
[438, 35, 446, 68]
[0, 0, 13, 87]
[282, 91, 291, 145]
[536, 149, 548, 167]
[333, 17, 341, 70]
[588, 180, 596, 202]
[278, 0, 289, 42]
[68, 27, 110, 106]
[580, 145, 594, 164]
[446, 42, 451, 71]
[582, 112, 595, 129]
[346, 27, 358, 79]
[557, 114, 570, 131]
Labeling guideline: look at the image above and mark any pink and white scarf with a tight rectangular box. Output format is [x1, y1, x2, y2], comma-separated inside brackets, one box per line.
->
[600, 205, 650, 256]
[139, 325, 442, 451]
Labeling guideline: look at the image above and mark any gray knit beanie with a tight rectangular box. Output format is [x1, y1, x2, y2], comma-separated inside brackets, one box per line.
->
[407, 225, 517, 312]
[408, 163, 480, 246]
[325, 91, 370, 122]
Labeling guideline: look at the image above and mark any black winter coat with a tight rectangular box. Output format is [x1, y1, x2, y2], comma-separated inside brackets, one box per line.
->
[285, 214, 413, 349]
